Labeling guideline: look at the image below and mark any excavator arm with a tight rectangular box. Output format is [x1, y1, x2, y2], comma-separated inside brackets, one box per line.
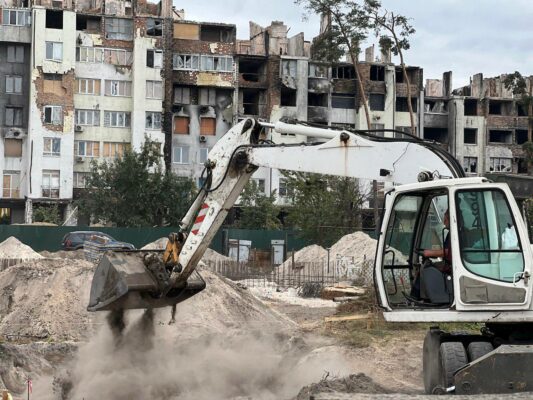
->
[87, 118, 463, 311]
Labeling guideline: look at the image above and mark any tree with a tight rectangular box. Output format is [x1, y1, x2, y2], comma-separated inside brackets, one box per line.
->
[297, 0, 379, 129]
[282, 172, 368, 246]
[504, 72, 533, 170]
[77, 139, 196, 227]
[369, 6, 417, 134]
[237, 181, 282, 229]
[33, 203, 62, 225]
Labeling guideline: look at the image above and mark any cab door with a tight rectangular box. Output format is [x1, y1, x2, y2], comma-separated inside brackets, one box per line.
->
[451, 185, 532, 310]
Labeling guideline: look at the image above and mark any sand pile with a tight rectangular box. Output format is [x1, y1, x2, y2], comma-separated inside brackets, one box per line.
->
[0, 237, 43, 271]
[39, 249, 86, 260]
[295, 373, 391, 399]
[141, 237, 168, 250]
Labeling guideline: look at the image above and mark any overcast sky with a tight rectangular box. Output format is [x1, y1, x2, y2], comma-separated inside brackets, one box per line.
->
[176, 0, 533, 88]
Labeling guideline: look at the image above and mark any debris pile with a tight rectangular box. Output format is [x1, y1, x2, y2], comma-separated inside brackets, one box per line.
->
[0, 237, 43, 271]
[295, 373, 391, 400]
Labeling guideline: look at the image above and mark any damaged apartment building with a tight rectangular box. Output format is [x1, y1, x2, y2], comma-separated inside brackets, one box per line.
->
[0, 0, 170, 223]
[169, 17, 424, 203]
[424, 73, 531, 181]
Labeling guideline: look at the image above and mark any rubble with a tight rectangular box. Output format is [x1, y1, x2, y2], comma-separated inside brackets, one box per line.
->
[295, 373, 391, 399]
[0, 237, 43, 271]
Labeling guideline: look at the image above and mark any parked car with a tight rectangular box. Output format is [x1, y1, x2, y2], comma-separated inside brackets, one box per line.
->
[61, 231, 135, 250]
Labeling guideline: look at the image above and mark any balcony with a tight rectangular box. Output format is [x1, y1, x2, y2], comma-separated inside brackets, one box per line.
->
[0, 9, 31, 43]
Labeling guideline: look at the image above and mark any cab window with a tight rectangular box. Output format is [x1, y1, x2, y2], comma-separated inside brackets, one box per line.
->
[456, 189, 524, 282]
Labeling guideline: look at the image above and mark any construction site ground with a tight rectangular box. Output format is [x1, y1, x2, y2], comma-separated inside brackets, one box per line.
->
[0, 236, 531, 399]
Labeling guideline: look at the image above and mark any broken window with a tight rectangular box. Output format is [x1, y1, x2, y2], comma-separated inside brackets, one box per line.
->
[489, 100, 512, 116]
[488, 157, 512, 172]
[424, 128, 448, 143]
[173, 54, 199, 70]
[43, 137, 61, 156]
[370, 65, 385, 81]
[281, 88, 296, 107]
[45, 42, 63, 61]
[200, 55, 233, 72]
[174, 87, 191, 104]
[5, 76, 22, 94]
[7, 45, 24, 63]
[4, 139, 22, 157]
[241, 89, 262, 115]
[308, 92, 327, 107]
[3, 172, 20, 198]
[489, 130, 512, 144]
[200, 25, 234, 43]
[517, 158, 528, 174]
[103, 142, 128, 158]
[199, 88, 217, 106]
[145, 112, 162, 130]
[332, 65, 355, 80]
[146, 18, 162, 36]
[103, 49, 132, 66]
[464, 99, 478, 116]
[105, 17, 133, 40]
[330, 94, 354, 109]
[463, 157, 478, 173]
[76, 140, 100, 157]
[75, 109, 100, 126]
[424, 100, 447, 113]
[281, 60, 297, 77]
[464, 128, 477, 144]
[517, 103, 527, 117]
[45, 10, 63, 29]
[172, 146, 190, 164]
[76, 78, 100, 95]
[198, 147, 209, 164]
[42, 170, 60, 198]
[5, 106, 23, 126]
[2, 9, 30, 26]
[104, 80, 132, 97]
[396, 97, 417, 112]
[104, 111, 130, 127]
[200, 117, 216, 135]
[309, 64, 327, 78]
[516, 129, 528, 145]
[396, 67, 417, 84]
[369, 93, 385, 111]
[239, 59, 265, 82]
[76, 14, 100, 32]
[147, 49, 163, 68]
[174, 116, 189, 134]
[146, 81, 162, 99]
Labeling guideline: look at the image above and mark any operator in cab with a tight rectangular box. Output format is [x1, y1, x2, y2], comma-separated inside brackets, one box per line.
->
[423, 209, 452, 274]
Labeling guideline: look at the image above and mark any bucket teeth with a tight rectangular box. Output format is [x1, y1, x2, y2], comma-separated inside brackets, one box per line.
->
[87, 251, 205, 312]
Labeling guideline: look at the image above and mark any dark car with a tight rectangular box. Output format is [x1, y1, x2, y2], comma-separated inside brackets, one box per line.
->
[61, 231, 135, 250]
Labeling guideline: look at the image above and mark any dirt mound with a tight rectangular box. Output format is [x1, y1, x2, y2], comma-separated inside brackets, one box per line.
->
[295, 373, 391, 399]
[141, 237, 168, 250]
[0, 237, 43, 271]
[39, 249, 86, 260]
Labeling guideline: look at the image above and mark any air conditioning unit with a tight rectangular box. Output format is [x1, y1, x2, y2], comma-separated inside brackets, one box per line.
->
[75, 156, 84, 163]
[75, 125, 84, 133]
[199, 135, 207, 143]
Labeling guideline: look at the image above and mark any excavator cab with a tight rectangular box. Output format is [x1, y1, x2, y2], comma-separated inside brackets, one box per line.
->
[375, 177, 533, 319]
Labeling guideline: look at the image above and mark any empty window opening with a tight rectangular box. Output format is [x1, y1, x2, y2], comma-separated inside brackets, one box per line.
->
[281, 88, 296, 107]
[464, 99, 478, 116]
[200, 25, 234, 43]
[395, 67, 417, 84]
[489, 100, 512, 116]
[488, 157, 512, 172]
[424, 99, 447, 113]
[308, 92, 327, 107]
[396, 97, 417, 112]
[489, 130, 512, 144]
[516, 129, 528, 145]
[370, 65, 385, 81]
[309, 63, 327, 78]
[241, 89, 263, 115]
[517, 103, 527, 117]
[331, 94, 355, 109]
[46, 10, 63, 29]
[146, 18, 162, 36]
[517, 158, 528, 174]
[332, 65, 355, 80]
[463, 157, 478, 173]
[76, 14, 100, 32]
[281, 59, 297, 77]
[239, 59, 265, 82]
[369, 93, 385, 111]
[464, 128, 477, 144]
[424, 127, 448, 143]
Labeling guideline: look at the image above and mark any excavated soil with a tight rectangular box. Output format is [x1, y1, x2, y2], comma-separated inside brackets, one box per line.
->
[0, 237, 43, 271]
[295, 373, 391, 399]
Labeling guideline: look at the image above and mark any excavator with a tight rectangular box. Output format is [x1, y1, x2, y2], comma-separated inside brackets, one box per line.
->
[88, 119, 533, 395]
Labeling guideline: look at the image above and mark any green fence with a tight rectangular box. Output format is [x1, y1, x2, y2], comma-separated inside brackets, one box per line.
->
[210, 229, 312, 254]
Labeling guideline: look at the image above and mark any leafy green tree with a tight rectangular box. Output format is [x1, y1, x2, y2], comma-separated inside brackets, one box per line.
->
[504, 72, 533, 171]
[77, 139, 196, 227]
[282, 172, 368, 246]
[296, 0, 380, 129]
[369, 6, 417, 134]
[33, 203, 62, 225]
[237, 181, 282, 229]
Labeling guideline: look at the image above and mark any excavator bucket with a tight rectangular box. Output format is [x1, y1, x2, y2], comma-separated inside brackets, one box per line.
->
[87, 250, 205, 312]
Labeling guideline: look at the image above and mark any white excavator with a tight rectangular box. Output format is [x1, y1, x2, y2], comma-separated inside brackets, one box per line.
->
[88, 119, 533, 395]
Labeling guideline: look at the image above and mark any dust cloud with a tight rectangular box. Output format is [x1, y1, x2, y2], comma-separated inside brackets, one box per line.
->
[34, 309, 352, 400]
